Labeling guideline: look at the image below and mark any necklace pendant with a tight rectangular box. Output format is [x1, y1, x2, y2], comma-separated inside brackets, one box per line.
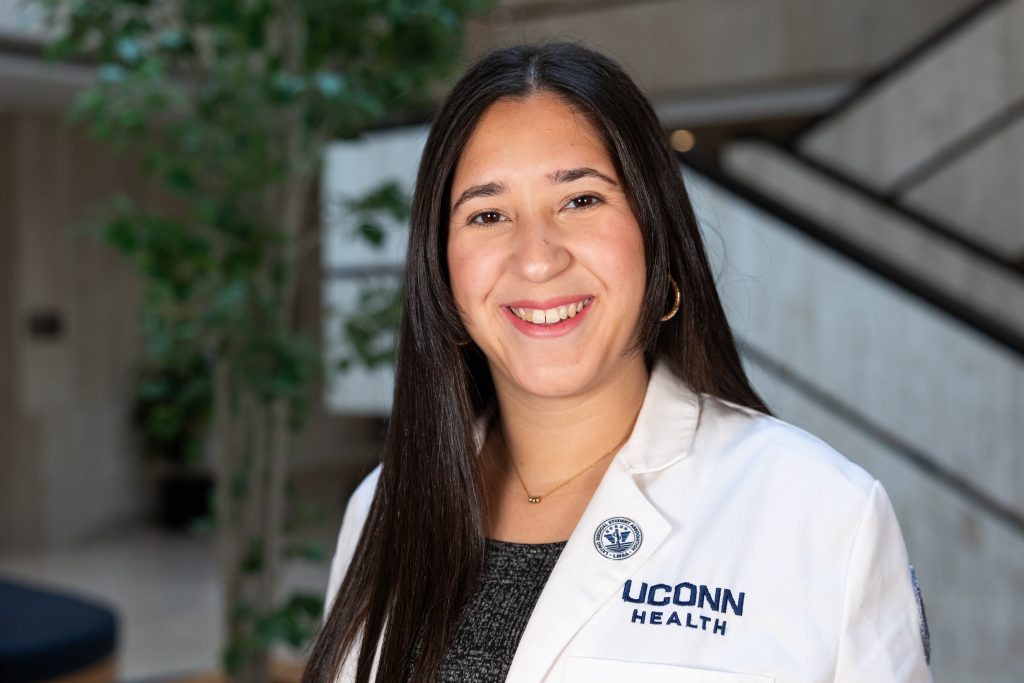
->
[527, 495, 542, 504]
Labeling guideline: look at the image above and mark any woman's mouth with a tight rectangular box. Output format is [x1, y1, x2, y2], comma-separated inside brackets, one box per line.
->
[501, 296, 594, 338]
[507, 297, 593, 325]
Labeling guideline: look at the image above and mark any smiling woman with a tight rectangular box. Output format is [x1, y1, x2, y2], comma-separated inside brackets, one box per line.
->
[447, 93, 647, 404]
[302, 43, 933, 683]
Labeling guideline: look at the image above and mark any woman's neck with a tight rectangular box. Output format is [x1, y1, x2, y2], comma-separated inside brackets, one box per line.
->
[491, 357, 649, 490]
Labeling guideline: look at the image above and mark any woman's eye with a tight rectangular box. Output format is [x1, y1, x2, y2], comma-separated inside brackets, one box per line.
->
[566, 194, 602, 210]
[469, 210, 505, 225]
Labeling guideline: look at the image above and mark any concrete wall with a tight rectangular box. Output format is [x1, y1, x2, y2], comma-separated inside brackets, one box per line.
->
[722, 140, 1024, 336]
[690, 168, 1024, 523]
[688, 170, 1024, 681]
[904, 113, 1024, 260]
[800, 0, 1024, 191]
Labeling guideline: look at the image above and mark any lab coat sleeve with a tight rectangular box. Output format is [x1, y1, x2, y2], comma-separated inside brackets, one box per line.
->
[324, 466, 381, 616]
[833, 480, 933, 683]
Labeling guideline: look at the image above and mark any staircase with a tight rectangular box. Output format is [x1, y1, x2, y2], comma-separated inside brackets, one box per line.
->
[693, 2, 1024, 680]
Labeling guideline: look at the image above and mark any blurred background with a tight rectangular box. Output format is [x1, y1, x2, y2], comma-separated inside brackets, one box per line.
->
[1, 0, 1022, 682]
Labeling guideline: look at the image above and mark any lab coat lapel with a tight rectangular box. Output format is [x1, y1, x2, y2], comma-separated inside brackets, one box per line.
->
[503, 362, 701, 682]
[504, 457, 672, 682]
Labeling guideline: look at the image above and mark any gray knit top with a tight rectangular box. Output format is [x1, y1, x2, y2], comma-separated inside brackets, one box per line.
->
[437, 538, 567, 682]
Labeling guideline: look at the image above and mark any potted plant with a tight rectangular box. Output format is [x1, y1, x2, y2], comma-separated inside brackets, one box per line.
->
[130, 347, 214, 530]
[39, 1, 494, 680]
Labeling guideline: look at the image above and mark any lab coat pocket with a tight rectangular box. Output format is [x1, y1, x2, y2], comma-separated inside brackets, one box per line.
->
[564, 657, 774, 683]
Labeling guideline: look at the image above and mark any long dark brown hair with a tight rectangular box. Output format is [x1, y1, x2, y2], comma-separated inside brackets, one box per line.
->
[303, 42, 770, 683]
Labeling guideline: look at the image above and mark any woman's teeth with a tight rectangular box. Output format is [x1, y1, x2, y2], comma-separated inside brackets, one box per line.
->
[509, 298, 592, 325]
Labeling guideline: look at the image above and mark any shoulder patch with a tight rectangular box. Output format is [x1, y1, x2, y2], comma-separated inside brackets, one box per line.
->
[909, 564, 930, 665]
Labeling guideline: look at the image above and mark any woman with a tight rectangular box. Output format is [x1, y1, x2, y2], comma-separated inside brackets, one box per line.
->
[304, 43, 932, 683]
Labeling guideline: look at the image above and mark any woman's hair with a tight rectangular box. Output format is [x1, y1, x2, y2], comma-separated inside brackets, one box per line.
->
[303, 42, 769, 683]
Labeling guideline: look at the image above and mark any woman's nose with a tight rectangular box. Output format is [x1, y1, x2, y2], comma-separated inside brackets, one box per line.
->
[512, 215, 571, 283]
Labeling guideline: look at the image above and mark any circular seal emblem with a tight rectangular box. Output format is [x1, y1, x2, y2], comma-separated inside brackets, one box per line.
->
[593, 517, 643, 560]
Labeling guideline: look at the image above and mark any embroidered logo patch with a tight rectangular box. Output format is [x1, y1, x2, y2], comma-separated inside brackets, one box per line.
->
[594, 517, 643, 560]
[909, 564, 930, 664]
[621, 578, 746, 636]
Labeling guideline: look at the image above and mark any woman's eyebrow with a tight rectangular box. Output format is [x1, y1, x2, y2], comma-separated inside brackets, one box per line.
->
[450, 168, 617, 213]
[451, 181, 507, 213]
[548, 167, 618, 186]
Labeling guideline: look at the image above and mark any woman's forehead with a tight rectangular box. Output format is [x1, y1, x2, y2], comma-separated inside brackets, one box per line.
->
[451, 93, 616, 193]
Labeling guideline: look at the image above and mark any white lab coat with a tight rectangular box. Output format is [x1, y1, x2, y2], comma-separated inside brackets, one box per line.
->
[325, 362, 933, 682]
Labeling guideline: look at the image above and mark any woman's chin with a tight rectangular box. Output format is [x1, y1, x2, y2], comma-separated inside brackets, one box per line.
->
[495, 358, 605, 401]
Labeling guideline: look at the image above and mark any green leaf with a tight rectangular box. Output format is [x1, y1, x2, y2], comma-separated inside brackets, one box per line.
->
[97, 63, 126, 84]
[285, 540, 326, 562]
[346, 180, 411, 220]
[314, 72, 347, 98]
[189, 513, 216, 535]
[269, 71, 306, 102]
[115, 36, 142, 63]
[103, 217, 139, 254]
[165, 164, 195, 192]
[231, 599, 256, 622]
[357, 221, 384, 246]
[157, 29, 188, 52]
[240, 537, 264, 573]
[43, 38, 80, 61]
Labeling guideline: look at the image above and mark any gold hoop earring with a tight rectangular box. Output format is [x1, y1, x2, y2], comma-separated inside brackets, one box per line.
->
[660, 276, 680, 322]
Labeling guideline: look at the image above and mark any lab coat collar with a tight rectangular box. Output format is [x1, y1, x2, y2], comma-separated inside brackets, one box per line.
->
[617, 359, 702, 474]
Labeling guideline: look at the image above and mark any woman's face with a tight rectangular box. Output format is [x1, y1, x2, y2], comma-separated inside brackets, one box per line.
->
[446, 92, 647, 400]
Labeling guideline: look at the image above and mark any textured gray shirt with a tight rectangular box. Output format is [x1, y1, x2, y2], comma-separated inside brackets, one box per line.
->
[437, 538, 567, 682]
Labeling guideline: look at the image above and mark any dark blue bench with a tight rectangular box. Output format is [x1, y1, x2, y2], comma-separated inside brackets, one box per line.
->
[0, 576, 118, 683]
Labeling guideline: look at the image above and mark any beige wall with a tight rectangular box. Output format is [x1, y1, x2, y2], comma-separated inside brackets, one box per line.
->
[0, 110, 379, 551]
[0, 117, 13, 412]
[0, 114, 44, 548]
[0, 112, 152, 550]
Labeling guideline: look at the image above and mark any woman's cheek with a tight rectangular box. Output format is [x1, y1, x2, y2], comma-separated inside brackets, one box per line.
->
[448, 241, 492, 326]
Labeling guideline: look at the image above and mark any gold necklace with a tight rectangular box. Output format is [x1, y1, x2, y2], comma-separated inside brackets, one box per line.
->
[500, 428, 632, 504]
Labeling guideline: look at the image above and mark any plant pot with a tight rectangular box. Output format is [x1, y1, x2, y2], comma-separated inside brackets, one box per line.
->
[157, 472, 214, 531]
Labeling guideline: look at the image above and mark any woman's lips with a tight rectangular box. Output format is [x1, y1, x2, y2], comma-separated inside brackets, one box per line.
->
[502, 296, 593, 338]
[505, 294, 592, 310]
